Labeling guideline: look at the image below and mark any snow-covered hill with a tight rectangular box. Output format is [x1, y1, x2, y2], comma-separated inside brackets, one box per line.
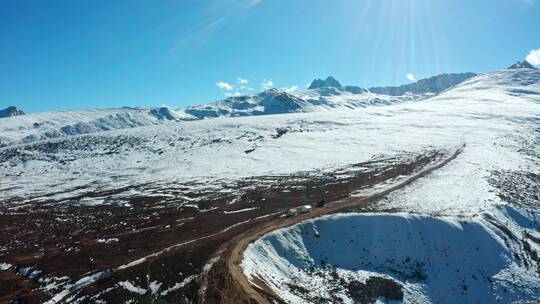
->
[0, 91, 416, 148]
[0, 73, 475, 148]
[238, 67, 540, 303]
[307, 73, 477, 96]
[1, 65, 540, 303]
[0, 107, 197, 147]
[243, 206, 540, 303]
[0, 67, 538, 208]
[184, 87, 418, 119]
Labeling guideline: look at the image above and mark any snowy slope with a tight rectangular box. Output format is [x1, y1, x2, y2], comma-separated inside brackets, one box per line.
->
[242, 207, 540, 303]
[0, 66, 539, 303]
[239, 67, 540, 303]
[183, 87, 419, 119]
[1, 68, 539, 209]
[184, 72, 478, 119]
[0, 73, 474, 148]
[0, 91, 418, 148]
[0, 107, 197, 147]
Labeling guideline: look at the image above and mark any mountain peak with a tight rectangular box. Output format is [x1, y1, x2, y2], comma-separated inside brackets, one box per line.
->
[0, 106, 25, 118]
[508, 60, 536, 69]
[308, 76, 343, 90]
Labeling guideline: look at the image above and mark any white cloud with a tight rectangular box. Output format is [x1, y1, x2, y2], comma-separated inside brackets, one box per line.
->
[225, 91, 242, 97]
[237, 77, 249, 85]
[261, 79, 274, 90]
[281, 85, 299, 93]
[526, 48, 540, 67]
[217, 78, 290, 96]
[216, 81, 233, 90]
[406, 73, 417, 82]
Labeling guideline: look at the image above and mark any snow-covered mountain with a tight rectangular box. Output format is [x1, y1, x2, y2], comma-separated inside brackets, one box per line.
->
[0, 72, 478, 148]
[240, 66, 540, 303]
[308, 76, 345, 89]
[0, 66, 538, 208]
[0, 83, 419, 147]
[0, 92, 412, 147]
[183, 88, 307, 118]
[307, 73, 477, 96]
[184, 73, 453, 119]
[0, 107, 197, 147]
[508, 60, 537, 69]
[367, 72, 476, 96]
[184, 87, 418, 119]
[1, 64, 540, 303]
[0, 106, 25, 118]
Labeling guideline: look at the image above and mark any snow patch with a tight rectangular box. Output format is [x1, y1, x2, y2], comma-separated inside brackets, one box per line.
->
[118, 280, 147, 295]
[223, 207, 258, 214]
[96, 238, 119, 244]
[0, 263, 12, 270]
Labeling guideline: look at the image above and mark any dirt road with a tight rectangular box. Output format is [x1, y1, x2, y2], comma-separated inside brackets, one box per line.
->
[203, 145, 464, 303]
[1, 148, 461, 304]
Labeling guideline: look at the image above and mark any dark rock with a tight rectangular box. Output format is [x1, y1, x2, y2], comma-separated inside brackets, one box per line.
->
[0, 106, 25, 118]
[308, 76, 344, 90]
[508, 60, 536, 69]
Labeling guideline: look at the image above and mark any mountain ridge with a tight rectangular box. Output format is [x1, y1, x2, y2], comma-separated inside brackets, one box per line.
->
[306, 72, 477, 96]
[508, 60, 537, 69]
[0, 106, 25, 118]
[3, 67, 533, 148]
[308, 76, 344, 90]
[368, 72, 477, 96]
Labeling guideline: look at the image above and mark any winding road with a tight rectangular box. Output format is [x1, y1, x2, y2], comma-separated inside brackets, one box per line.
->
[204, 144, 465, 303]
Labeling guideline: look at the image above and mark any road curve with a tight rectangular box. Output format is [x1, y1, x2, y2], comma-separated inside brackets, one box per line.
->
[207, 144, 465, 304]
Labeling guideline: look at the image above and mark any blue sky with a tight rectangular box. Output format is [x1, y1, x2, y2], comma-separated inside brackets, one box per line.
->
[1, 0, 539, 113]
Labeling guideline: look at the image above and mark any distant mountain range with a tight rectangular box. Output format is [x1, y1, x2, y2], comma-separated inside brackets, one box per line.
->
[184, 71, 480, 119]
[367, 73, 477, 96]
[308, 76, 344, 90]
[3, 62, 538, 147]
[308, 73, 477, 96]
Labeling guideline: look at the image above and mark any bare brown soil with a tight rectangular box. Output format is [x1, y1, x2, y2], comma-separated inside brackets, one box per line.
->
[202, 145, 463, 304]
[0, 148, 460, 304]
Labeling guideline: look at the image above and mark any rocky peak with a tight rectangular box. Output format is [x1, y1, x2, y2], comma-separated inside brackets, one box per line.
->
[0, 106, 25, 118]
[508, 60, 536, 69]
[308, 76, 344, 90]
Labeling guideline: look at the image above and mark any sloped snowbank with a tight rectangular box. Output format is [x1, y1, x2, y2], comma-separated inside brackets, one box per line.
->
[1, 69, 538, 207]
[0, 107, 195, 147]
[242, 206, 540, 303]
[0, 89, 416, 148]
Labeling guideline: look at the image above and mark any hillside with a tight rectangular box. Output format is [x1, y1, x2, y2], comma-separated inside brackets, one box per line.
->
[240, 67, 540, 303]
[0, 72, 474, 148]
[0, 107, 196, 147]
[0, 66, 539, 304]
